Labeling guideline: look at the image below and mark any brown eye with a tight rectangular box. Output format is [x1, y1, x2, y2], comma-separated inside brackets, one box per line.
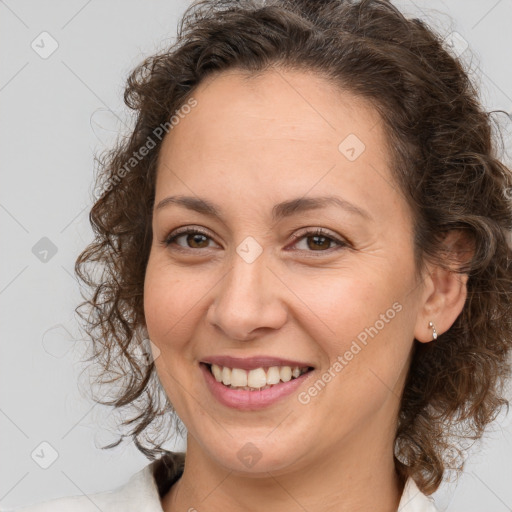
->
[163, 226, 348, 256]
[185, 233, 210, 249]
[164, 228, 217, 250]
[290, 228, 347, 254]
[306, 234, 333, 251]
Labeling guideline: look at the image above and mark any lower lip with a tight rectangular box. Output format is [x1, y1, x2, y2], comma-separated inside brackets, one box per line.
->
[200, 363, 313, 411]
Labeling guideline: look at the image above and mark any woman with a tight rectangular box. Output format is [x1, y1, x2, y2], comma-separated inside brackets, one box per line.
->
[16, 0, 512, 510]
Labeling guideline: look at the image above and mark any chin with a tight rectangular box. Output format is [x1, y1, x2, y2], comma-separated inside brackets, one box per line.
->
[198, 431, 309, 475]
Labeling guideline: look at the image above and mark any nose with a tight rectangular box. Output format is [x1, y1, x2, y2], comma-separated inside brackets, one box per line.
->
[206, 247, 288, 341]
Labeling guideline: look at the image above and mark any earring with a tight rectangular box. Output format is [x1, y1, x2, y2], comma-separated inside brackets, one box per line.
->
[428, 321, 438, 340]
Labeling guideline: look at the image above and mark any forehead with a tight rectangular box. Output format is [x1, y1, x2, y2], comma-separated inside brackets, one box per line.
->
[164, 68, 383, 151]
[155, 68, 405, 224]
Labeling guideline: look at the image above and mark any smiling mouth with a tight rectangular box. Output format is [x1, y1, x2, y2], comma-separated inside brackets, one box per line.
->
[203, 362, 314, 391]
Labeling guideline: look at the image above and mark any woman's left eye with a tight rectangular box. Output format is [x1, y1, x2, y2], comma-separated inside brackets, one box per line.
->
[163, 227, 347, 254]
[289, 228, 347, 253]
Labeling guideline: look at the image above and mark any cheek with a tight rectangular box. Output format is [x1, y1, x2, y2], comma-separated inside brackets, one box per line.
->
[143, 257, 195, 346]
[291, 265, 413, 392]
[297, 285, 411, 437]
[143, 258, 202, 409]
[287, 268, 397, 349]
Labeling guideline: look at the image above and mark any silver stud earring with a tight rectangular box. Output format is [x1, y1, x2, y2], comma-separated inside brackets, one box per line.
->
[428, 321, 438, 340]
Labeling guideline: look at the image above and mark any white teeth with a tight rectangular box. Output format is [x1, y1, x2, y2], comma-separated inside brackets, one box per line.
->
[231, 368, 247, 387]
[247, 368, 267, 388]
[211, 364, 222, 382]
[266, 366, 281, 385]
[209, 363, 310, 390]
[280, 366, 292, 382]
[221, 366, 231, 386]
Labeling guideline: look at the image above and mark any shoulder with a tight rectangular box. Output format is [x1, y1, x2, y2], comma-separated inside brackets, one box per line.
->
[6, 452, 185, 512]
[8, 464, 158, 512]
[398, 477, 439, 512]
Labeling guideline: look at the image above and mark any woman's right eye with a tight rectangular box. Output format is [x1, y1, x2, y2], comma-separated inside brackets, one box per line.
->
[164, 228, 218, 251]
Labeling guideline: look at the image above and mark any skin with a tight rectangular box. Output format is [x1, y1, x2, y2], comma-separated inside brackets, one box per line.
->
[143, 68, 468, 512]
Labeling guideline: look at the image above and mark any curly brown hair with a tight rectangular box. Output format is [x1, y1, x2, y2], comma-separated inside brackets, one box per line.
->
[75, 0, 512, 495]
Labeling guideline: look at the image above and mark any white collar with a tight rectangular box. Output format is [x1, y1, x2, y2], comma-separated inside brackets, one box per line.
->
[143, 460, 438, 512]
[398, 476, 439, 511]
[20, 458, 438, 511]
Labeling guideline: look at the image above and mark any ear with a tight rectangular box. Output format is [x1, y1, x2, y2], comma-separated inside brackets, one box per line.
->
[414, 230, 474, 343]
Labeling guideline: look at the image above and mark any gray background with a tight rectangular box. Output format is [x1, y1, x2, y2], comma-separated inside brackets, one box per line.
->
[1, 1, 511, 510]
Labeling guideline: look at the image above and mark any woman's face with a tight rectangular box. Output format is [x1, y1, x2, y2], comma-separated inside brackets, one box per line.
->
[144, 68, 429, 475]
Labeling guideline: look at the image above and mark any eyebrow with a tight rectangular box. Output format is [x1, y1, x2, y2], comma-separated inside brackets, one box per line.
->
[155, 194, 372, 222]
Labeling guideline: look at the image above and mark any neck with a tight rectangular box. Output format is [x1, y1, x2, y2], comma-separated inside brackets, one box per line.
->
[162, 431, 404, 512]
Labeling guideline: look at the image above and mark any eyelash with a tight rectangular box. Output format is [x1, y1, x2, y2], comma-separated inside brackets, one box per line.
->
[163, 226, 348, 256]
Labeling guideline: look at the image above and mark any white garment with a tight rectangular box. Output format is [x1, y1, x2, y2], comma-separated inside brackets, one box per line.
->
[7, 457, 438, 512]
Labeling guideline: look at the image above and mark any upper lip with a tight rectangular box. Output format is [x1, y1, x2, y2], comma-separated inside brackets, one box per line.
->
[201, 355, 315, 371]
